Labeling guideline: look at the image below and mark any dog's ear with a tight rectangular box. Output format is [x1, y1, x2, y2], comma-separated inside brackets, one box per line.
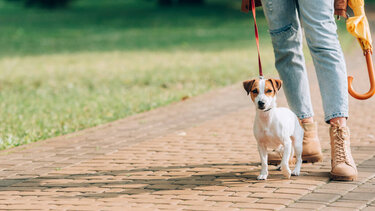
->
[243, 79, 256, 95]
[268, 79, 283, 92]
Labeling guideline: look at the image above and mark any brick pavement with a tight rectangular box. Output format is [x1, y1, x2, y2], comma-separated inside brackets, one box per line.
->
[2, 21, 375, 211]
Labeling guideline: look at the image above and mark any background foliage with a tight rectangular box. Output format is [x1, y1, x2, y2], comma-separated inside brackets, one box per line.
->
[0, 0, 352, 149]
[6, 0, 74, 8]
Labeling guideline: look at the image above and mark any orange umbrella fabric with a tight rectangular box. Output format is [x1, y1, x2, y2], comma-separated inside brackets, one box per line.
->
[346, 0, 373, 53]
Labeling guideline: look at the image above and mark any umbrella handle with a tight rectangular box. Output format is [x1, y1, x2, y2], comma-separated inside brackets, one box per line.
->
[348, 51, 375, 100]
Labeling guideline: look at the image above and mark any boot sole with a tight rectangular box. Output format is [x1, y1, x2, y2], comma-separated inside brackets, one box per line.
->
[330, 173, 357, 181]
[268, 154, 323, 166]
[302, 154, 323, 163]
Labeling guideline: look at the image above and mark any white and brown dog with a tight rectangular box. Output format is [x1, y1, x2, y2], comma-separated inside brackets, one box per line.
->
[243, 77, 304, 180]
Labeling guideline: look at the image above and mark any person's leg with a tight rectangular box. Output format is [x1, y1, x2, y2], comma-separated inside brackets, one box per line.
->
[301, 117, 313, 124]
[330, 117, 346, 126]
[260, 0, 323, 164]
[298, 0, 348, 123]
[260, 0, 313, 120]
[298, 0, 357, 180]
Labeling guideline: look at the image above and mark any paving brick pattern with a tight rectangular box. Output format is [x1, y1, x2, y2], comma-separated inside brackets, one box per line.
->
[2, 21, 375, 211]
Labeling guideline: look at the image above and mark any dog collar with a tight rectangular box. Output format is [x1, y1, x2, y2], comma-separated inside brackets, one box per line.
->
[263, 108, 272, 112]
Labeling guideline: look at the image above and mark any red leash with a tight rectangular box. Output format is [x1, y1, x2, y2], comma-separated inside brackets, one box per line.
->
[250, 0, 263, 77]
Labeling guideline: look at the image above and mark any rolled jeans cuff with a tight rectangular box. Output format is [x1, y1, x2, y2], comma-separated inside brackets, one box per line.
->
[325, 112, 349, 124]
[297, 112, 314, 120]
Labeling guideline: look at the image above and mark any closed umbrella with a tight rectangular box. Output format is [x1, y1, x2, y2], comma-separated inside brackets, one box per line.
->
[346, 0, 375, 100]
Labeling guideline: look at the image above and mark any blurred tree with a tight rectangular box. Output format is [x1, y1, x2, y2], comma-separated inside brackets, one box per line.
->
[6, 0, 204, 8]
[158, 0, 203, 6]
[158, 0, 172, 6]
[178, 0, 203, 4]
[6, 0, 74, 8]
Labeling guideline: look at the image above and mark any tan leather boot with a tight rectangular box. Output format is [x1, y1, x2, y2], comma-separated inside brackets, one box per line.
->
[268, 122, 323, 165]
[301, 122, 323, 163]
[330, 124, 357, 181]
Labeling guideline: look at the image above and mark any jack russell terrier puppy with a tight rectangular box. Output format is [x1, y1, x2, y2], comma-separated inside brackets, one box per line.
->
[243, 77, 304, 180]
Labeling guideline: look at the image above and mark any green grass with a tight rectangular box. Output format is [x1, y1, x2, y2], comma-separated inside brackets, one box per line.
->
[0, 0, 353, 149]
[0, 0, 268, 56]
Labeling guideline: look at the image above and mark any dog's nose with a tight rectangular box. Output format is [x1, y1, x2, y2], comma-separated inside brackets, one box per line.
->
[258, 101, 265, 108]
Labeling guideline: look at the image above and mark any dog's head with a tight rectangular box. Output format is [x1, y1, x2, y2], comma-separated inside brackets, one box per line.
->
[243, 78, 282, 111]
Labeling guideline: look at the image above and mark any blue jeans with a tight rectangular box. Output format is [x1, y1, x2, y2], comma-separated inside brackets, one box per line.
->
[260, 0, 348, 123]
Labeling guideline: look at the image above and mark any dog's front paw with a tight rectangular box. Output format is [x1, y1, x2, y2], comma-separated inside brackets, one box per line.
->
[281, 167, 291, 179]
[257, 174, 268, 180]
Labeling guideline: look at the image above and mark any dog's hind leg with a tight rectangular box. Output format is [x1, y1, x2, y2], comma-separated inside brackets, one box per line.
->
[280, 139, 292, 179]
[276, 145, 294, 171]
[257, 144, 269, 180]
[277, 146, 294, 172]
[292, 130, 304, 176]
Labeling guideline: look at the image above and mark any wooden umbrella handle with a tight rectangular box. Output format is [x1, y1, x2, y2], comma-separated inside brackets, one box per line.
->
[348, 51, 375, 100]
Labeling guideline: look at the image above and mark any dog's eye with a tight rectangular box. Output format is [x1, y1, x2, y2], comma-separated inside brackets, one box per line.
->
[266, 89, 272, 93]
[252, 89, 258, 94]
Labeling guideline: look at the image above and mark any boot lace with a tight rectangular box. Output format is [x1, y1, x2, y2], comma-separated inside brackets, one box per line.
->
[332, 126, 348, 164]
